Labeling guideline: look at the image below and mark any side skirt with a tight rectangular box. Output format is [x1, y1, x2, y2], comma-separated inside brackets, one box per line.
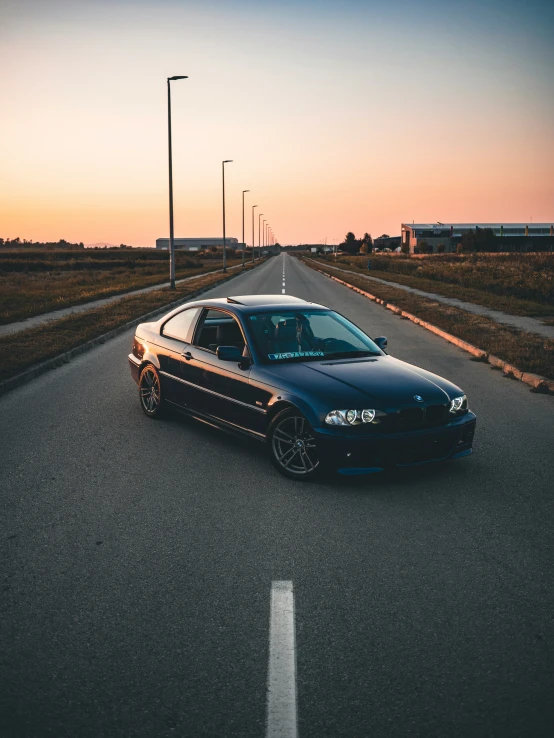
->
[166, 400, 267, 443]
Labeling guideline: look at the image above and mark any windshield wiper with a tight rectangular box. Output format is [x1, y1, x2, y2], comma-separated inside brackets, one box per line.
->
[322, 350, 380, 359]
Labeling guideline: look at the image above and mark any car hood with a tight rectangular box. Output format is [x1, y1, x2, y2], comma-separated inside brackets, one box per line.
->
[261, 355, 463, 408]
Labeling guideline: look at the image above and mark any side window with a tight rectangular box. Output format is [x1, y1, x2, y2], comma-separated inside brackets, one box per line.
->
[193, 309, 246, 352]
[162, 307, 201, 343]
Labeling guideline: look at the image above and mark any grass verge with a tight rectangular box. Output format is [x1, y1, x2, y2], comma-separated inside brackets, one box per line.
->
[0, 258, 246, 325]
[311, 258, 554, 319]
[305, 259, 554, 381]
[0, 263, 259, 384]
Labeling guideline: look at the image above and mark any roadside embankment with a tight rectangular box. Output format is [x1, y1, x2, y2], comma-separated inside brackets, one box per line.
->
[0, 260, 264, 395]
[302, 258, 554, 392]
[312, 253, 554, 319]
[0, 261, 247, 337]
[0, 250, 248, 326]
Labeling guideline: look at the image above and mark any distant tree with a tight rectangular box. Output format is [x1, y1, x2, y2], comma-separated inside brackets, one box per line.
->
[342, 231, 359, 254]
[437, 243, 446, 254]
[378, 234, 390, 239]
[359, 233, 373, 254]
[460, 228, 496, 253]
[418, 239, 431, 254]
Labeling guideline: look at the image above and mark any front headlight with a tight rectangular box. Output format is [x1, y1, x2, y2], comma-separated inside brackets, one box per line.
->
[449, 395, 468, 414]
[325, 409, 376, 426]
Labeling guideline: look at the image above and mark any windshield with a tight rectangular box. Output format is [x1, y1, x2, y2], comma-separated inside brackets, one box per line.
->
[247, 309, 382, 363]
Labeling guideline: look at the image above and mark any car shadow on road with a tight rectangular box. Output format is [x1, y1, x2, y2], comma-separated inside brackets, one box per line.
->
[166, 406, 471, 494]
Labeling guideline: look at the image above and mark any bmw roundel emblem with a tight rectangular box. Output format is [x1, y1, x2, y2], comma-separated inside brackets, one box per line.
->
[414, 395, 423, 402]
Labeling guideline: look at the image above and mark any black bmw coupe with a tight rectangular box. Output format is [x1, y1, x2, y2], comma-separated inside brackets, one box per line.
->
[128, 294, 476, 480]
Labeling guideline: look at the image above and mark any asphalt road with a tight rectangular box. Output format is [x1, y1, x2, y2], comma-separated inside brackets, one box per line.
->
[1, 254, 553, 738]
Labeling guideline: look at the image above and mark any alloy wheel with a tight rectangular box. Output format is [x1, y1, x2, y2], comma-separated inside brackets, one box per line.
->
[271, 414, 320, 476]
[139, 366, 161, 415]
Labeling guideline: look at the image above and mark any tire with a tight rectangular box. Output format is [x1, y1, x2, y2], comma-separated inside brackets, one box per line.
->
[138, 364, 165, 418]
[267, 408, 321, 481]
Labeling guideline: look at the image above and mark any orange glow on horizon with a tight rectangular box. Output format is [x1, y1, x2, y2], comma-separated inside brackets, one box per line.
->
[1, 1, 552, 246]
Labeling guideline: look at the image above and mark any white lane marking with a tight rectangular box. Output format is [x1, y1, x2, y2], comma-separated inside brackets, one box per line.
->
[266, 581, 298, 738]
[282, 289, 285, 294]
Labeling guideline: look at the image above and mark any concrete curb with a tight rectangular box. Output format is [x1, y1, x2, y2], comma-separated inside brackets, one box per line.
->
[311, 265, 554, 395]
[0, 264, 259, 398]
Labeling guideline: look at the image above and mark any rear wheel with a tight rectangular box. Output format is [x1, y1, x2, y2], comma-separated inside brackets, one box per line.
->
[139, 364, 165, 418]
[268, 408, 321, 481]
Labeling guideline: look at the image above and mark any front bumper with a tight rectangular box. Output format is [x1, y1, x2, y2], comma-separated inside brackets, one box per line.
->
[313, 412, 476, 475]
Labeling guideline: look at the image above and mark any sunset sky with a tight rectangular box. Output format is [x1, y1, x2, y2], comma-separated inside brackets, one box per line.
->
[1, 0, 553, 246]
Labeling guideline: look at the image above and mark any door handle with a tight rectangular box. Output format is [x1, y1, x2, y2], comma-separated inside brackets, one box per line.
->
[182, 351, 192, 361]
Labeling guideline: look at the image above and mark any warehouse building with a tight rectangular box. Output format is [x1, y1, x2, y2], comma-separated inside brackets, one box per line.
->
[156, 237, 240, 252]
[401, 223, 554, 253]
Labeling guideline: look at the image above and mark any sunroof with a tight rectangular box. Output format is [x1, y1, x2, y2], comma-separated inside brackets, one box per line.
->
[226, 294, 307, 306]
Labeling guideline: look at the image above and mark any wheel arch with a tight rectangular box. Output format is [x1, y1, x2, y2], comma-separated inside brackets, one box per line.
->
[139, 350, 161, 373]
[267, 399, 296, 424]
[267, 394, 320, 429]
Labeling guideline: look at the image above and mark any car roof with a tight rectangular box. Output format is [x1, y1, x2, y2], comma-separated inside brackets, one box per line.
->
[197, 295, 329, 312]
[147, 294, 330, 330]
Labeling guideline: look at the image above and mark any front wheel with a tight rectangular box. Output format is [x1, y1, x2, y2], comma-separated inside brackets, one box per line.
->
[138, 364, 165, 418]
[268, 408, 321, 481]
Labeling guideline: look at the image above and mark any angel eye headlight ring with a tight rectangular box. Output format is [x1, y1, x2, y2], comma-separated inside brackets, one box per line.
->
[325, 409, 377, 426]
[449, 395, 467, 414]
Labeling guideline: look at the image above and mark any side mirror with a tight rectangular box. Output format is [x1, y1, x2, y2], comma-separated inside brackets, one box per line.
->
[374, 336, 388, 351]
[216, 345, 243, 362]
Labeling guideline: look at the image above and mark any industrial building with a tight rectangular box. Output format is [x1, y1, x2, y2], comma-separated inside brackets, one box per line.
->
[401, 223, 554, 253]
[156, 237, 240, 252]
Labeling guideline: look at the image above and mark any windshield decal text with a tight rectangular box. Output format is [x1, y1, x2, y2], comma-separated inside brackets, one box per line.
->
[267, 351, 324, 360]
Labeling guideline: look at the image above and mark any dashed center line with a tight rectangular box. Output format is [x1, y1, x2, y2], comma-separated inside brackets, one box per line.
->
[282, 256, 286, 294]
[266, 581, 298, 738]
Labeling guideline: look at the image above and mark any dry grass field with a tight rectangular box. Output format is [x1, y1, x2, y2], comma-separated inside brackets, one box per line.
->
[316, 253, 554, 318]
[0, 249, 246, 324]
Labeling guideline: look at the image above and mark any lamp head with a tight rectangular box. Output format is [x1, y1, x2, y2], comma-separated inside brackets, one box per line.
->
[223, 159, 233, 163]
[243, 189, 250, 194]
[168, 76, 188, 80]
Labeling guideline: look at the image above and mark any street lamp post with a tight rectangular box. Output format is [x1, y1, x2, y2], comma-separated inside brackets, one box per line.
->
[263, 219, 266, 254]
[222, 160, 233, 273]
[242, 190, 249, 267]
[252, 205, 258, 263]
[258, 213, 264, 260]
[167, 75, 188, 290]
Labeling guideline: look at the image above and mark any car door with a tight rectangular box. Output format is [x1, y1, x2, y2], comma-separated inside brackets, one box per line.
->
[179, 308, 264, 433]
[157, 306, 202, 406]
